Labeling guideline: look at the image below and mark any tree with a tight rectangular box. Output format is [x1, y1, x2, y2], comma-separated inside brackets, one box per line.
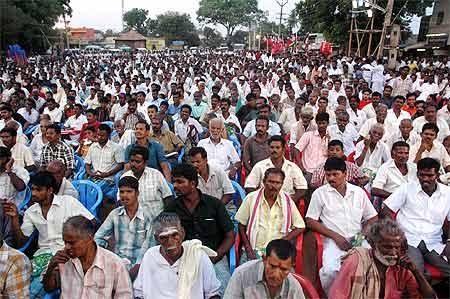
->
[197, 0, 262, 43]
[230, 30, 248, 45]
[0, 0, 72, 54]
[202, 27, 224, 47]
[155, 12, 200, 46]
[290, 0, 433, 49]
[123, 8, 148, 35]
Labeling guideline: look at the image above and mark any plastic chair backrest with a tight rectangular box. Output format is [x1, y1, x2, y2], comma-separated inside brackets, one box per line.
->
[74, 155, 86, 180]
[101, 121, 114, 128]
[18, 185, 32, 214]
[177, 147, 185, 164]
[167, 181, 176, 197]
[291, 273, 320, 299]
[231, 180, 246, 207]
[72, 180, 103, 220]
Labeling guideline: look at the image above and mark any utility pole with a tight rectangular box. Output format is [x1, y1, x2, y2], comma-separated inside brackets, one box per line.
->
[121, 0, 125, 31]
[275, 0, 288, 37]
[377, 0, 394, 59]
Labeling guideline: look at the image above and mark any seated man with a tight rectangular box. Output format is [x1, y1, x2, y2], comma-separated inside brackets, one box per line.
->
[149, 116, 183, 155]
[134, 212, 221, 299]
[40, 124, 75, 178]
[245, 135, 307, 203]
[289, 106, 317, 159]
[46, 160, 78, 199]
[0, 127, 36, 172]
[294, 112, 330, 183]
[409, 123, 450, 172]
[355, 123, 390, 181]
[329, 218, 436, 299]
[306, 157, 378, 292]
[95, 176, 153, 280]
[121, 146, 172, 221]
[310, 140, 369, 189]
[30, 117, 50, 164]
[165, 163, 235, 295]
[242, 116, 271, 173]
[0, 146, 28, 206]
[189, 147, 235, 210]
[85, 124, 124, 194]
[328, 111, 359, 157]
[0, 230, 32, 297]
[64, 103, 87, 132]
[124, 120, 171, 182]
[235, 168, 305, 262]
[174, 104, 204, 147]
[242, 104, 281, 138]
[386, 118, 421, 150]
[2, 171, 94, 297]
[43, 216, 133, 298]
[197, 118, 241, 178]
[382, 158, 450, 279]
[79, 108, 101, 141]
[224, 239, 306, 299]
[372, 141, 417, 200]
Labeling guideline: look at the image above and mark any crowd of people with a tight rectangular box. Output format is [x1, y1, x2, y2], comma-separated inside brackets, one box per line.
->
[0, 49, 450, 298]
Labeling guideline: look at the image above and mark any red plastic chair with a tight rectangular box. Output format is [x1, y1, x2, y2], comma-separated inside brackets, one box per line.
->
[291, 273, 321, 299]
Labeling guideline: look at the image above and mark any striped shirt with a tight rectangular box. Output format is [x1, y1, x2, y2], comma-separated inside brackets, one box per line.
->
[85, 140, 124, 181]
[121, 167, 172, 220]
[94, 205, 153, 267]
[40, 141, 75, 170]
[59, 246, 133, 299]
[0, 243, 32, 298]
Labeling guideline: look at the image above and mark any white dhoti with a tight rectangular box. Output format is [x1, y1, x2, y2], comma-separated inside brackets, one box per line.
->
[319, 237, 370, 293]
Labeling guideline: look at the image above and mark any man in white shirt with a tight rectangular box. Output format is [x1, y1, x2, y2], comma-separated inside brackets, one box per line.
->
[410, 123, 450, 172]
[386, 96, 411, 130]
[386, 119, 421, 150]
[197, 118, 241, 178]
[42, 98, 62, 123]
[64, 103, 87, 131]
[355, 123, 390, 177]
[0, 127, 36, 172]
[328, 79, 346, 110]
[362, 91, 381, 119]
[413, 103, 450, 142]
[133, 212, 221, 299]
[306, 157, 378, 292]
[372, 141, 417, 200]
[382, 158, 450, 278]
[328, 111, 358, 156]
[242, 104, 281, 138]
[174, 104, 203, 144]
[417, 74, 439, 101]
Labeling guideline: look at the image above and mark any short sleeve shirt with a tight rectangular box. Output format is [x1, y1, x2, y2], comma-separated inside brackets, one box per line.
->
[125, 140, 167, 172]
[164, 191, 234, 251]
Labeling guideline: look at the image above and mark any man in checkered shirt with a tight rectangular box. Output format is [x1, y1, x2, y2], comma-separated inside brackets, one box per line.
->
[39, 123, 75, 178]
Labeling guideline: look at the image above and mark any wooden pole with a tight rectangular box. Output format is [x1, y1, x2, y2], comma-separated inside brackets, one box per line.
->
[367, 15, 374, 56]
[348, 17, 353, 56]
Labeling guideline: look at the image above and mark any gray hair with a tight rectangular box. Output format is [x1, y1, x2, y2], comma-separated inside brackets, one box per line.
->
[336, 111, 350, 119]
[366, 218, 405, 245]
[399, 118, 412, 126]
[152, 212, 182, 234]
[375, 103, 388, 113]
[301, 106, 314, 116]
[370, 123, 385, 134]
[209, 118, 224, 128]
[63, 216, 95, 239]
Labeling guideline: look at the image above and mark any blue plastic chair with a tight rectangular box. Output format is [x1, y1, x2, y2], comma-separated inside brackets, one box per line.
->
[177, 147, 185, 164]
[44, 289, 61, 299]
[167, 181, 176, 197]
[72, 180, 103, 221]
[23, 124, 38, 136]
[18, 185, 32, 215]
[74, 155, 86, 180]
[229, 180, 246, 274]
[101, 121, 114, 128]
[19, 229, 38, 253]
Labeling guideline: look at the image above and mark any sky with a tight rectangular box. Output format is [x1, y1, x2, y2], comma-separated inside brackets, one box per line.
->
[66, 0, 297, 32]
[65, 0, 429, 34]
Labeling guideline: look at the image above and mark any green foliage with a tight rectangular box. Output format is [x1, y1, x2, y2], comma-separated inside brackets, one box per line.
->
[202, 27, 224, 47]
[230, 30, 248, 44]
[0, 0, 72, 53]
[197, 0, 262, 40]
[154, 12, 200, 46]
[290, 0, 433, 46]
[123, 8, 149, 35]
